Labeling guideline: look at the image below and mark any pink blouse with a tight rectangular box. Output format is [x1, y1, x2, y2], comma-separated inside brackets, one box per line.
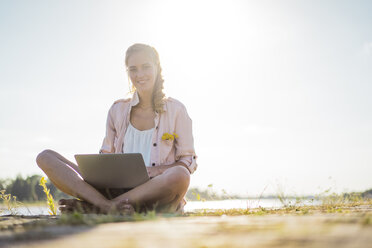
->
[99, 91, 198, 174]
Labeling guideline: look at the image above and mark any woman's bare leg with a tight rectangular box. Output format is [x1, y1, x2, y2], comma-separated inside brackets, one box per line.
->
[112, 165, 190, 212]
[36, 149, 114, 213]
[37, 149, 190, 213]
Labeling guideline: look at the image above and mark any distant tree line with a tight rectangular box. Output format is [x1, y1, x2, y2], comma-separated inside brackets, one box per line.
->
[362, 189, 372, 198]
[0, 174, 69, 202]
[344, 189, 372, 199]
[185, 187, 242, 201]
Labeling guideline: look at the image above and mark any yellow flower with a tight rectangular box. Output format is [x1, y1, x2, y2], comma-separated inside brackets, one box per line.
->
[39, 177, 57, 215]
[162, 132, 178, 141]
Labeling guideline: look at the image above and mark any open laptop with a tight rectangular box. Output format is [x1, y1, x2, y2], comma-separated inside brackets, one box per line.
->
[74, 153, 150, 189]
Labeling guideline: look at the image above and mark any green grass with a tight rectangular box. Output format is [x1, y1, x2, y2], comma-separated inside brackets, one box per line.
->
[187, 200, 372, 217]
[55, 209, 164, 226]
[2, 181, 372, 227]
[56, 196, 372, 226]
[0, 190, 23, 215]
[187, 189, 372, 217]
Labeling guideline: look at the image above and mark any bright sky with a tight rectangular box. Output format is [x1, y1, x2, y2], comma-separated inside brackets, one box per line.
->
[1, 0, 371, 196]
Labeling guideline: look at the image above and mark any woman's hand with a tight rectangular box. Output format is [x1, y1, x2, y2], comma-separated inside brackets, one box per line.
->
[147, 166, 163, 178]
[147, 163, 189, 178]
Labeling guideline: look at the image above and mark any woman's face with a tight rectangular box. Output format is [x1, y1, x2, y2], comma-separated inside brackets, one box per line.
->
[127, 51, 157, 95]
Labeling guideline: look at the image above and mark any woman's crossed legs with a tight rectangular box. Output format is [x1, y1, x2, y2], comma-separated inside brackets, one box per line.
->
[36, 149, 190, 214]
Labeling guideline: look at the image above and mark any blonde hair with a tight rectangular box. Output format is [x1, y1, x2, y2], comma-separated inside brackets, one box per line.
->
[125, 43, 166, 113]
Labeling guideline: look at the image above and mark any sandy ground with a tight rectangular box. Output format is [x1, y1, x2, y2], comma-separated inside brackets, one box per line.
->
[1, 206, 372, 248]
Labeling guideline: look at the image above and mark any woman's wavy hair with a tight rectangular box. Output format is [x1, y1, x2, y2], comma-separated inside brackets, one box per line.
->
[125, 43, 166, 113]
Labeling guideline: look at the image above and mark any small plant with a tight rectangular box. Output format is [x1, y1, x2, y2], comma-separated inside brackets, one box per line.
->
[133, 209, 157, 221]
[275, 184, 307, 210]
[39, 177, 57, 215]
[0, 189, 21, 215]
[191, 191, 206, 202]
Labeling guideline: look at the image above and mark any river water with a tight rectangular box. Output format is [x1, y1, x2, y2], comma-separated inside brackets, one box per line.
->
[0, 198, 320, 216]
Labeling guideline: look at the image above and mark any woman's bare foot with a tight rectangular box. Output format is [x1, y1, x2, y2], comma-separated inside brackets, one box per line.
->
[112, 198, 135, 215]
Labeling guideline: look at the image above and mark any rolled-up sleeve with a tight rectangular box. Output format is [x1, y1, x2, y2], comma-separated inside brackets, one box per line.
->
[99, 105, 116, 154]
[174, 105, 198, 174]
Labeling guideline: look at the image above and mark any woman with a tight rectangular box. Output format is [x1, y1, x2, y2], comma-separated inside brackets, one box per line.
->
[36, 43, 197, 214]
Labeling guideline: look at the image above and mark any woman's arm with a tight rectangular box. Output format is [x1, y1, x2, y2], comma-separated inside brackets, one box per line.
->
[173, 104, 198, 173]
[147, 161, 190, 178]
[100, 104, 116, 154]
[148, 101, 197, 178]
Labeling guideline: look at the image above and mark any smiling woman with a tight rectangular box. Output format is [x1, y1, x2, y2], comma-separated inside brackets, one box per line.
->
[36, 43, 198, 214]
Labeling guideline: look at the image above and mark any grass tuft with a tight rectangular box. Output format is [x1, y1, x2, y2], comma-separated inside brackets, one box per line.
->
[0, 189, 22, 215]
[57, 210, 158, 225]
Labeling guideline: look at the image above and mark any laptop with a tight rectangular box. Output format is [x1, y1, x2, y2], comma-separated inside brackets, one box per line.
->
[74, 153, 150, 189]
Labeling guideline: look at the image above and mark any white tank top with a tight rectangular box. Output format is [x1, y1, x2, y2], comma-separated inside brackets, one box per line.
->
[123, 122, 154, 167]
